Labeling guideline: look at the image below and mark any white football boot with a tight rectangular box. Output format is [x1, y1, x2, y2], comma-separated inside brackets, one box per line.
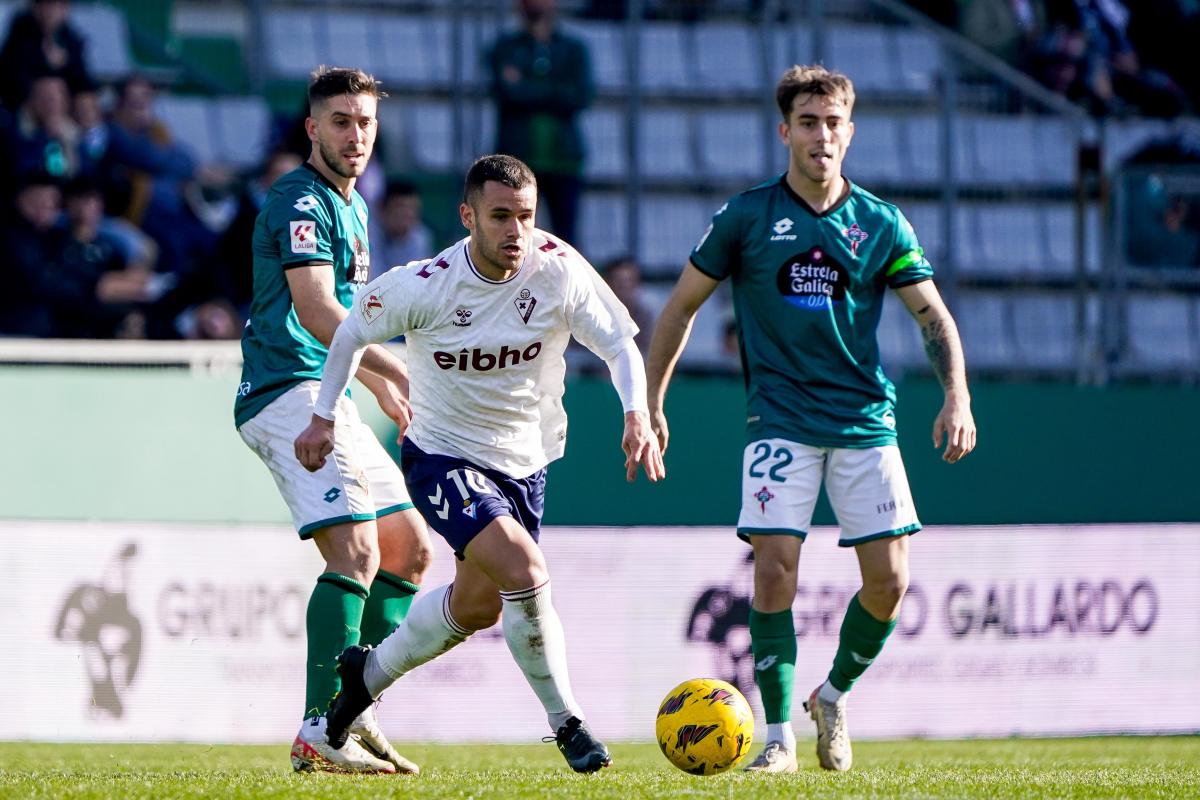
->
[804, 687, 852, 771]
[349, 706, 420, 774]
[290, 715, 397, 774]
[743, 740, 798, 773]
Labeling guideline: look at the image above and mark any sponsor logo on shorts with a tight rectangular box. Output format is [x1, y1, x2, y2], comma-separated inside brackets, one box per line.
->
[323, 488, 341, 503]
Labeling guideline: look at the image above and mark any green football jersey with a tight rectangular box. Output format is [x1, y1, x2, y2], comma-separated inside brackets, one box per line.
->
[691, 176, 933, 448]
[234, 163, 372, 428]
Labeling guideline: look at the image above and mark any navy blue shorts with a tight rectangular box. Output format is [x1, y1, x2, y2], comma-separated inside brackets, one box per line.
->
[400, 439, 546, 559]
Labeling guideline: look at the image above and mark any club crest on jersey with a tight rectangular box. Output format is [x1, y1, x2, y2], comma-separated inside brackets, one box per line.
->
[755, 486, 775, 513]
[770, 217, 797, 241]
[361, 292, 385, 323]
[293, 195, 318, 212]
[453, 307, 473, 327]
[843, 222, 869, 257]
[289, 221, 317, 254]
[514, 288, 537, 324]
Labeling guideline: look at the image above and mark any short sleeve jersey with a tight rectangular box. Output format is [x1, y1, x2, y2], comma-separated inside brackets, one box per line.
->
[234, 163, 372, 427]
[691, 176, 932, 448]
[340, 230, 637, 478]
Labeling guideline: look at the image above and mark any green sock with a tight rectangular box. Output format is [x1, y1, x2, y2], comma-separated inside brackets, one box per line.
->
[360, 570, 420, 647]
[304, 572, 369, 720]
[828, 593, 898, 693]
[749, 608, 797, 725]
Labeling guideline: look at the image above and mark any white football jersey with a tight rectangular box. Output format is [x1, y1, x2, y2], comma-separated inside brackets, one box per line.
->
[345, 230, 637, 478]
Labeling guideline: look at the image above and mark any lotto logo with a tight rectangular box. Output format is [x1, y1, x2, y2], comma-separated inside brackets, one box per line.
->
[433, 342, 542, 371]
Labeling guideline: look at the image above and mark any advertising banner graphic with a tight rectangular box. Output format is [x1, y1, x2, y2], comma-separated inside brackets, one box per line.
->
[3, 521, 1197, 743]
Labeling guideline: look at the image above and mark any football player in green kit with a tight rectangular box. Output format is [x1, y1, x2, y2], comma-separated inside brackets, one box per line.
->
[235, 67, 432, 774]
[646, 65, 976, 773]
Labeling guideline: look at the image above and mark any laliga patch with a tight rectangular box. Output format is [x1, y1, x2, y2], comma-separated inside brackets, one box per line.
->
[290, 221, 317, 254]
[361, 292, 385, 324]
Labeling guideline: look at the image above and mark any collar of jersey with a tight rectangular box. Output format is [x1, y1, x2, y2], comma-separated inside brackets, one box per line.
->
[302, 161, 354, 207]
[778, 173, 853, 218]
[465, 243, 525, 284]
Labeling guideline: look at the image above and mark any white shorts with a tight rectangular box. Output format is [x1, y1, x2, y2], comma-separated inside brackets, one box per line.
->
[238, 381, 413, 539]
[736, 438, 920, 547]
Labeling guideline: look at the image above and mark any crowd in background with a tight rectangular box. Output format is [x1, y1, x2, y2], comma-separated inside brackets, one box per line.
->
[0, 0, 1195, 344]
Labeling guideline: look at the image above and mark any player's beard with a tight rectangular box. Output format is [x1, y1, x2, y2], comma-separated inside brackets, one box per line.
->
[318, 138, 366, 179]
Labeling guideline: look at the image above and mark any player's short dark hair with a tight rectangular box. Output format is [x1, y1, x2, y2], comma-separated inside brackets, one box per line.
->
[307, 65, 385, 113]
[776, 64, 855, 119]
[462, 154, 537, 206]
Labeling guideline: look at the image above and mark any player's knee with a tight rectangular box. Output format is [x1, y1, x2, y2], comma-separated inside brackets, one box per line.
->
[455, 595, 503, 632]
[862, 573, 908, 615]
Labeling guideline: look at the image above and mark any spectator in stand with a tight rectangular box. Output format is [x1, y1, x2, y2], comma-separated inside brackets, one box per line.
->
[0, 174, 61, 337]
[602, 256, 654, 352]
[0, 0, 92, 113]
[958, 0, 1047, 71]
[1126, 1, 1200, 111]
[50, 177, 159, 338]
[372, 179, 434, 278]
[102, 75, 225, 281]
[2, 73, 81, 187]
[487, 0, 594, 244]
[215, 149, 303, 315]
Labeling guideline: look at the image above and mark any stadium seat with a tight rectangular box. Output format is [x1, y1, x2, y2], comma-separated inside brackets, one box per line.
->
[954, 291, 1016, 368]
[1104, 119, 1171, 170]
[639, 22, 691, 93]
[1126, 294, 1197, 368]
[697, 109, 765, 180]
[893, 28, 941, 93]
[570, 21, 627, 92]
[577, 192, 630, 267]
[213, 96, 271, 169]
[901, 202, 943, 265]
[71, 2, 133, 80]
[903, 114, 949, 185]
[1034, 117, 1080, 188]
[155, 95, 216, 165]
[641, 282, 737, 370]
[407, 100, 456, 171]
[582, 106, 627, 181]
[1043, 204, 1086, 276]
[375, 16, 452, 89]
[376, 100, 408, 170]
[827, 25, 895, 93]
[264, 9, 320, 78]
[1010, 292, 1080, 369]
[968, 115, 1038, 184]
[846, 113, 903, 184]
[325, 13, 377, 77]
[770, 25, 813, 81]
[637, 108, 694, 179]
[693, 22, 759, 94]
[877, 293, 926, 369]
[637, 195, 713, 275]
[974, 204, 1045, 276]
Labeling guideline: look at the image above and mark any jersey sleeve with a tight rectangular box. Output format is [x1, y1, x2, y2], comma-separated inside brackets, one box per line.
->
[689, 197, 742, 281]
[563, 254, 639, 361]
[267, 188, 336, 269]
[884, 208, 934, 288]
[347, 262, 432, 340]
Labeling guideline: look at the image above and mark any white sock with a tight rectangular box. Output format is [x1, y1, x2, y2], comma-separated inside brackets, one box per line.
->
[365, 583, 471, 698]
[818, 679, 847, 705]
[500, 580, 582, 732]
[766, 722, 796, 751]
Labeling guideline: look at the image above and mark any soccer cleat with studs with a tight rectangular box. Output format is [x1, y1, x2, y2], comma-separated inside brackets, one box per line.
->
[549, 716, 612, 773]
[742, 740, 798, 773]
[325, 645, 378, 751]
[290, 715, 396, 774]
[804, 686, 853, 771]
[349, 705, 419, 775]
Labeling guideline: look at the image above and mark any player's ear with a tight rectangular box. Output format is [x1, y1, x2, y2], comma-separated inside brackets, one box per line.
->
[459, 201, 474, 232]
[777, 119, 789, 146]
[304, 115, 318, 143]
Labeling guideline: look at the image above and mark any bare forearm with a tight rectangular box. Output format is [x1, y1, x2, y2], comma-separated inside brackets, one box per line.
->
[920, 313, 969, 395]
[646, 305, 694, 410]
[297, 300, 407, 388]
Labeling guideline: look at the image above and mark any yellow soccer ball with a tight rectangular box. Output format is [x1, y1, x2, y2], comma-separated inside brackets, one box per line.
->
[655, 678, 754, 775]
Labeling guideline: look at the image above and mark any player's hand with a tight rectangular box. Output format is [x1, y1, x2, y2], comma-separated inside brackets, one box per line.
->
[294, 414, 336, 472]
[373, 381, 413, 441]
[649, 407, 670, 456]
[623, 410, 666, 483]
[932, 391, 976, 463]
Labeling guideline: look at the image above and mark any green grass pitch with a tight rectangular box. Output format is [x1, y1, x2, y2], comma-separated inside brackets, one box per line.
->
[1, 737, 1197, 799]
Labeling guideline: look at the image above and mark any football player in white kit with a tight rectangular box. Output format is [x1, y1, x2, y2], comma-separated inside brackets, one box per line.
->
[294, 154, 665, 772]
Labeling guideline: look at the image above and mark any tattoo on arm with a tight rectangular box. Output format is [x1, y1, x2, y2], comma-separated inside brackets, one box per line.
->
[920, 316, 966, 391]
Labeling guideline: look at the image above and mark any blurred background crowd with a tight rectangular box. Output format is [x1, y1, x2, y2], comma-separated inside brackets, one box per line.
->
[0, 0, 1195, 381]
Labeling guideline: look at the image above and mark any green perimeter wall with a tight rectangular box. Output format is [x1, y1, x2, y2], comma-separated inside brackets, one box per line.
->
[1, 367, 1195, 525]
